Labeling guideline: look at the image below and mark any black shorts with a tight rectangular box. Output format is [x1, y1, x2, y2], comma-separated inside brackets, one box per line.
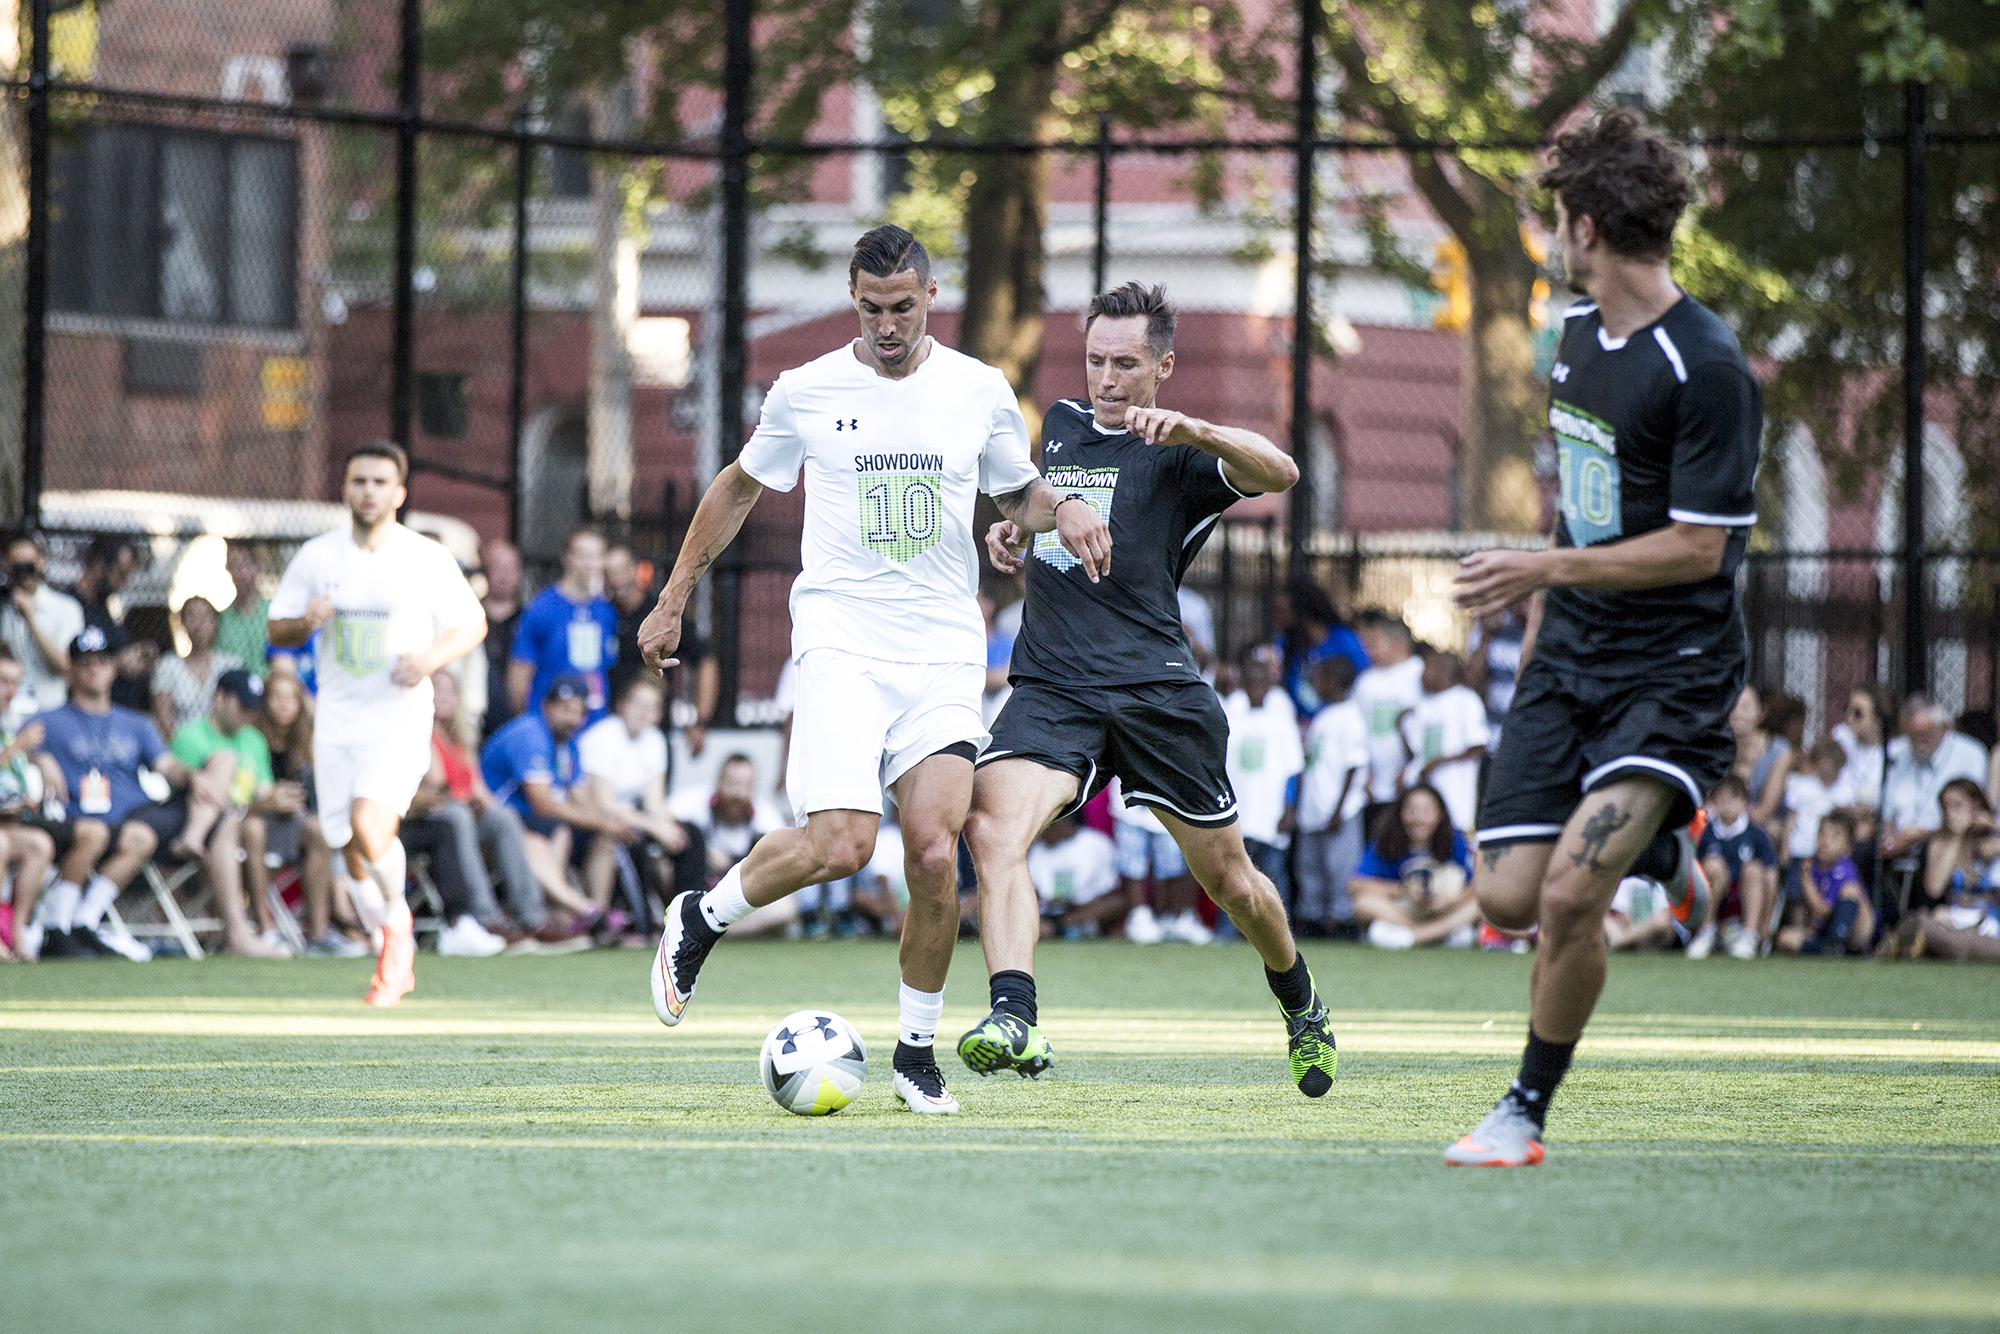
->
[1476, 652, 1741, 845]
[980, 679, 1238, 828]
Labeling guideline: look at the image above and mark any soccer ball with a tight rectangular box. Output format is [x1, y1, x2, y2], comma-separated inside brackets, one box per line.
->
[759, 1010, 868, 1116]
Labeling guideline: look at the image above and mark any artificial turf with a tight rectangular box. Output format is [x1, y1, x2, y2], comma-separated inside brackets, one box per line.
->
[4, 941, 1997, 1333]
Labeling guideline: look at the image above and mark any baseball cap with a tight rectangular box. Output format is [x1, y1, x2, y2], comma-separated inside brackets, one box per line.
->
[69, 624, 128, 657]
[217, 668, 265, 711]
[545, 673, 591, 704]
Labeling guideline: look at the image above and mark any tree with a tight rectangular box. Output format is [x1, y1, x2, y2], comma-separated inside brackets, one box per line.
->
[1324, 0, 1678, 533]
[1661, 0, 2000, 542]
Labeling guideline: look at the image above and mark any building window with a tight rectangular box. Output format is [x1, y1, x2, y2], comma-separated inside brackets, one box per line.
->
[50, 124, 299, 330]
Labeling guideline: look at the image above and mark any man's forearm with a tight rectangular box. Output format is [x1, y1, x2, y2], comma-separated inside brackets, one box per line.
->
[660, 463, 763, 613]
[267, 617, 314, 649]
[1185, 420, 1298, 494]
[26, 618, 67, 672]
[1542, 522, 1727, 592]
[421, 624, 487, 675]
[994, 479, 1062, 534]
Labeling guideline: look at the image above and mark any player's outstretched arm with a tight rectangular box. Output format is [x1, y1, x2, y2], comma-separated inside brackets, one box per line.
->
[1124, 407, 1299, 495]
[267, 595, 335, 649]
[1452, 522, 1729, 619]
[639, 462, 764, 671]
[992, 480, 1111, 582]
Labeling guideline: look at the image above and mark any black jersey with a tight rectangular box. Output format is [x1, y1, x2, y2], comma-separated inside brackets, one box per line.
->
[1008, 398, 1255, 688]
[1536, 294, 1763, 676]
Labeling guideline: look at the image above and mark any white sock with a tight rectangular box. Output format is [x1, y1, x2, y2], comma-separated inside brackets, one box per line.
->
[342, 865, 386, 934]
[366, 838, 408, 910]
[898, 982, 945, 1049]
[698, 863, 753, 932]
[75, 875, 120, 931]
[44, 880, 83, 931]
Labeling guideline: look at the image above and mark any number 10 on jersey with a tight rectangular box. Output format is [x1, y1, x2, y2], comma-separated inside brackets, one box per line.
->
[857, 472, 944, 563]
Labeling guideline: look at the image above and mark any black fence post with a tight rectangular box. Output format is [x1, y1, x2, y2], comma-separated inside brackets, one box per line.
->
[714, 0, 753, 725]
[1900, 49, 1927, 695]
[1287, 0, 1318, 567]
[1092, 112, 1111, 298]
[21, 0, 51, 526]
[508, 106, 530, 546]
[391, 0, 420, 451]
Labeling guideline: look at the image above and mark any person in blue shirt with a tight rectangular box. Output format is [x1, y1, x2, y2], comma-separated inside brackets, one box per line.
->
[1694, 772, 1781, 957]
[480, 673, 631, 924]
[23, 626, 216, 960]
[1272, 577, 1369, 719]
[1349, 782, 1481, 948]
[507, 527, 620, 718]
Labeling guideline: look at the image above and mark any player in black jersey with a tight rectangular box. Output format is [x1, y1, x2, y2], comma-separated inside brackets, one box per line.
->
[952, 283, 1343, 1098]
[1443, 112, 1761, 1166]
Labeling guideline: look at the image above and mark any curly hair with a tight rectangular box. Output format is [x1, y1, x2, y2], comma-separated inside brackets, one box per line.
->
[1538, 109, 1692, 262]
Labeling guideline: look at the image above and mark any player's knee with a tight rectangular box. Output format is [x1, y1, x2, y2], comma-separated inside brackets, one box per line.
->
[962, 808, 1012, 869]
[815, 830, 874, 882]
[1539, 866, 1608, 935]
[905, 835, 959, 894]
[1475, 879, 1539, 933]
[1209, 861, 1265, 916]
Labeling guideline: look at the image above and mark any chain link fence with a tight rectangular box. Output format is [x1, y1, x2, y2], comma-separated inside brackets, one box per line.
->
[9, 0, 1999, 739]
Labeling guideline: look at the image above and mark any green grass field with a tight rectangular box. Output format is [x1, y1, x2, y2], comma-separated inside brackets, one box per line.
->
[5, 941, 1998, 1332]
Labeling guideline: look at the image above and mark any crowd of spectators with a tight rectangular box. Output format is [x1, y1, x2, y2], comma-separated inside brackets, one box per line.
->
[2, 536, 1995, 971]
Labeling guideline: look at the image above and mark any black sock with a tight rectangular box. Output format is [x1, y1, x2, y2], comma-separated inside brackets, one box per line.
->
[680, 892, 721, 944]
[1508, 1030, 1577, 1128]
[989, 970, 1037, 1026]
[893, 1040, 936, 1072]
[1631, 828, 1681, 882]
[1265, 954, 1315, 1014]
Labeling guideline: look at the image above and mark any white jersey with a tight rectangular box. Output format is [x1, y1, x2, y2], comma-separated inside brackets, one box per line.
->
[1400, 684, 1491, 832]
[738, 340, 1041, 667]
[270, 524, 485, 747]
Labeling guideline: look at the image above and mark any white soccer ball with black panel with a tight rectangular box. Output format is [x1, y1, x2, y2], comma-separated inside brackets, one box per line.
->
[760, 1009, 868, 1116]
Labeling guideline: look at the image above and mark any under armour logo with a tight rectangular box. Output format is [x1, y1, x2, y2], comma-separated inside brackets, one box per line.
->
[835, 418, 859, 431]
[1551, 362, 1570, 383]
[1045, 441, 1061, 454]
[1217, 794, 1229, 809]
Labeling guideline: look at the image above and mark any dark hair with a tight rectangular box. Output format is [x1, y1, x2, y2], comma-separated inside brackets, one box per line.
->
[849, 225, 931, 287]
[1086, 282, 1175, 358]
[563, 525, 605, 555]
[1764, 692, 1807, 749]
[720, 751, 755, 770]
[179, 595, 218, 621]
[1940, 777, 1993, 818]
[1313, 654, 1357, 697]
[1373, 783, 1456, 865]
[3, 530, 44, 556]
[0, 643, 16, 664]
[617, 673, 665, 704]
[1281, 577, 1341, 631]
[1818, 810, 1857, 844]
[1357, 609, 1412, 644]
[344, 439, 409, 483]
[1709, 773, 1749, 802]
[83, 534, 135, 569]
[1806, 736, 1846, 772]
[1538, 109, 1692, 262]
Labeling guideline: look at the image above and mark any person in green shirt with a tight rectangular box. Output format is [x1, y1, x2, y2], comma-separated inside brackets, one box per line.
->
[215, 540, 272, 678]
[168, 669, 297, 958]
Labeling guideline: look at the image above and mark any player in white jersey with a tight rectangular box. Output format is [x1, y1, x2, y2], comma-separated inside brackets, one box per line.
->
[268, 443, 487, 1006]
[639, 226, 1109, 1113]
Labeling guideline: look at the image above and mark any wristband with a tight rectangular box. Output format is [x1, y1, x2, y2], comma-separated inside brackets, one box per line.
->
[1054, 493, 1088, 518]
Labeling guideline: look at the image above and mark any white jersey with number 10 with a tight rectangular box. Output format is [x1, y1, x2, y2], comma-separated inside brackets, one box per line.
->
[269, 524, 485, 746]
[738, 341, 1041, 668]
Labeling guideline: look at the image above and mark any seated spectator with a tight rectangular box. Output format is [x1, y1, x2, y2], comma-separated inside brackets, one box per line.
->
[22, 627, 242, 961]
[1897, 778, 2000, 962]
[0, 531, 85, 726]
[400, 668, 552, 948]
[508, 527, 619, 720]
[1350, 782, 1479, 949]
[1780, 738, 1856, 900]
[1399, 646, 1489, 834]
[1026, 813, 1125, 939]
[480, 673, 624, 929]
[669, 752, 793, 937]
[1604, 876, 1679, 952]
[1292, 656, 1367, 936]
[578, 676, 707, 940]
[1110, 778, 1209, 944]
[168, 670, 298, 959]
[1880, 694, 1990, 862]
[215, 540, 272, 677]
[1727, 684, 1793, 842]
[255, 667, 364, 957]
[66, 535, 138, 635]
[1776, 810, 1873, 956]
[1224, 644, 1303, 914]
[152, 596, 242, 743]
[0, 648, 56, 961]
[1692, 774, 1780, 959]
[1832, 685, 1891, 817]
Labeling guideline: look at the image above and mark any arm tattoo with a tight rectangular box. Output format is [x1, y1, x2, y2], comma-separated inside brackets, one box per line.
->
[1481, 846, 1504, 871]
[992, 485, 1031, 524]
[1569, 802, 1633, 872]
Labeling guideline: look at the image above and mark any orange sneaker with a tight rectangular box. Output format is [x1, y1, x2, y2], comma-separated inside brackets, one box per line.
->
[364, 901, 416, 1007]
[1663, 818, 1711, 936]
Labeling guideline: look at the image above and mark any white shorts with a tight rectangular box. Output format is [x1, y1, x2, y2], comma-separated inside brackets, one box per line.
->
[785, 648, 988, 824]
[314, 733, 432, 849]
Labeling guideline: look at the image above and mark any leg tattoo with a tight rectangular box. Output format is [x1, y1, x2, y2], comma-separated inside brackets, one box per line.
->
[1569, 803, 1632, 872]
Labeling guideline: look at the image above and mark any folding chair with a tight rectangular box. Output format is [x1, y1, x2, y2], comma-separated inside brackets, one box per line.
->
[405, 851, 447, 946]
[263, 856, 309, 954]
[117, 855, 223, 960]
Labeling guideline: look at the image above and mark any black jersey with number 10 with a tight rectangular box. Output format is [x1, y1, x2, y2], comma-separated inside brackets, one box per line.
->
[1535, 294, 1763, 677]
[1008, 398, 1256, 688]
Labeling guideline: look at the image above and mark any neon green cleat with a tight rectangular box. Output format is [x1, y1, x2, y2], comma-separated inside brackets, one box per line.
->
[956, 1010, 1055, 1079]
[1285, 994, 1339, 1098]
